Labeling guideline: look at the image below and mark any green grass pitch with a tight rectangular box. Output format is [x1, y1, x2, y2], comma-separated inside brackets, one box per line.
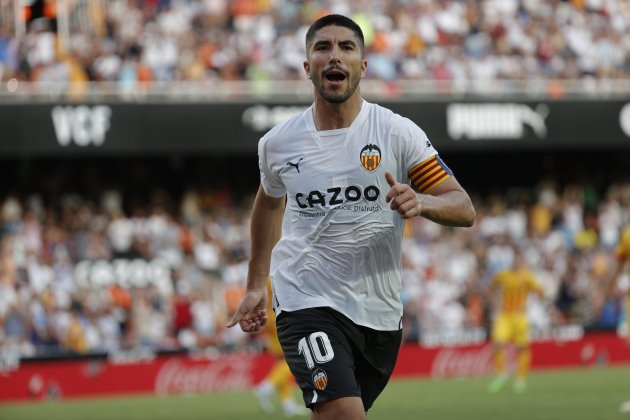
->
[2, 365, 630, 420]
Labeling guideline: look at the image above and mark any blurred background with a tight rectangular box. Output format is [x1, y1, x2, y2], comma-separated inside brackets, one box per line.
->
[0, 0, 629, 415]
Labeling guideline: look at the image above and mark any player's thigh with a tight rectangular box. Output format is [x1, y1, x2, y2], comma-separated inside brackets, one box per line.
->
[276, 308, 360, 409]
[312, 396, 366, 420]
[513, 315, 531, 347]
[353, 325, 401, 412]
[491, 314, 511, 344]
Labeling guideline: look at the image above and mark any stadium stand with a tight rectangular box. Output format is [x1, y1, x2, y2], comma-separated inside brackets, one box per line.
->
[1, 0, 629, 99]
[1, 161, 629, 357]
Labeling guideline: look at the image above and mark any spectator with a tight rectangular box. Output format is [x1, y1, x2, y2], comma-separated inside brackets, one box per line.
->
[0, 178, 629, 356]
[1, 0, 629, 92]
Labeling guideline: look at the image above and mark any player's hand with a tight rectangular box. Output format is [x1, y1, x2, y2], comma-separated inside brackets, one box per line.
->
[385, 171, 422, 219]
[226, 288, 268, 333]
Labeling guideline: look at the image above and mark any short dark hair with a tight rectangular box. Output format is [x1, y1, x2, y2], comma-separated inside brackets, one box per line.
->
[305, 14, 365, 56]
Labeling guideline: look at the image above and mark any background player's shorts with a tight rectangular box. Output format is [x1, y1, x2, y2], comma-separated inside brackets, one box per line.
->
[491, 313, 530, 346]
[276, 307, 402, 412]
[267, 334, 285, 357]
[265, 307, 285, 357]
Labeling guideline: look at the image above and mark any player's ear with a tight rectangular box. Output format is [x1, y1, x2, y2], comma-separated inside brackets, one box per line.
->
[304, 60, 311, 79]
[360, 58, 367, 78]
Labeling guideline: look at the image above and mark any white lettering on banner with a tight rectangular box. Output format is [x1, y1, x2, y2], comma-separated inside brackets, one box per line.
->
[242, 105, 307, 131]
[420, 328, 486, 348]
[429, 325, 584, 378]
[52, 105, 112, 146]
[620, 103, 630, 137]
[75, 258, 173, 295]
[531, 325, 584, 342]
[108, 348, 156, 365]
[447, 103, 549, 140]
[0, 348, 20, 374]
[154, 358, 254, 394]
[431, 345, 495, 378]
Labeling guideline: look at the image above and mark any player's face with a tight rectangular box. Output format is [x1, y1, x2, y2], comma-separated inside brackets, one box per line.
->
[513, 252, 525, 269]
[304, 25, 367, 104]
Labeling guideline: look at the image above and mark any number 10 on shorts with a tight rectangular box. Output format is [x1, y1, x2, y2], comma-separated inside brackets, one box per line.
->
[298, 331, 335, 369]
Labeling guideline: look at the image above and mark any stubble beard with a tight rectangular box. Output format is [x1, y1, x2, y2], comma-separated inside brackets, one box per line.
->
[315, 75, 360, 104]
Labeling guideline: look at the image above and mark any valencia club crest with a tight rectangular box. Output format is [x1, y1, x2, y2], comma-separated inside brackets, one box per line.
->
[312, 368, 328, 391]
[360, 144, 381, 172]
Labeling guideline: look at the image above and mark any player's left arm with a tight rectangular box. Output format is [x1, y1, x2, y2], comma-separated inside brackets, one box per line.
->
[414, 176, 476, 227]
[531, 277, 546, 300]
[385, 171, 476, 227]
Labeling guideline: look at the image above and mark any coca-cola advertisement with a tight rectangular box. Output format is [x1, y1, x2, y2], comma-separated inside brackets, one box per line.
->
[429, 345, 496, 378]
[154, 356, 256, 395]
[393, 331, 630, 379]
[0, 353, 274, 402]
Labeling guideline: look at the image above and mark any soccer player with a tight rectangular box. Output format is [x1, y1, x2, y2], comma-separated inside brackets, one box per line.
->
[253, 280, 308, 417]
[487, 248, 544, 394]
[227, 14, 475, 420]
[604, 225, 630, 412]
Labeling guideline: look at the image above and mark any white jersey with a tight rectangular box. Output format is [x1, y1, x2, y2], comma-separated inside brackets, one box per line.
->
[259, 100, 450, 331]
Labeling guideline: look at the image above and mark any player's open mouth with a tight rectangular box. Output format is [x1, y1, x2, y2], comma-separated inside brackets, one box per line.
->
[325, 71, 347, 83]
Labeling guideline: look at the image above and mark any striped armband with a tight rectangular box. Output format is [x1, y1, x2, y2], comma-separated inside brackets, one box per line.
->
[407, 155, 453, 193]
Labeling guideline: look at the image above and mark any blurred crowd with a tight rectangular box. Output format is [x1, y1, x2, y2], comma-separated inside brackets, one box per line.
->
[0, 0, 629, 89]
[0, 178, 629, 358]
[1, 0, 629, 359]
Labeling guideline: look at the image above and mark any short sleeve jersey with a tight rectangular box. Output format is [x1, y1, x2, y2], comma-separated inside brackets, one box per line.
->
[258, 100, 451, 330]
[492, 268, 543, 314]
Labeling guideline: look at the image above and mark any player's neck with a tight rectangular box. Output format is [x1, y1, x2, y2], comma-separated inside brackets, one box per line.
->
[312, 93, 363, 131]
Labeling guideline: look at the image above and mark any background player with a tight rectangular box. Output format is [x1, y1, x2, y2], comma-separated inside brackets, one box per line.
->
[604, 224, 630, 412]
[487, 248, 544, 394]
[253, 280, 308, 417]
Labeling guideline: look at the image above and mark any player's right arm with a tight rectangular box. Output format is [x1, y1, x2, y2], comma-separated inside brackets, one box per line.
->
[604, 258, 625, 298]
[604, 230, 630, 297]
[226, 186, 285, 332]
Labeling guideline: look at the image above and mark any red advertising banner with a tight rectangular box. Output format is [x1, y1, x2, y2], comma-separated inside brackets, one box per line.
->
[0, 352, 275, 402]
[1, 332, 629, 402]
[394, 331, 630, 379]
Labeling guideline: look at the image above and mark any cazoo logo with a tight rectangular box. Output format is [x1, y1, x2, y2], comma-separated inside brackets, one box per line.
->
[295, 185, 380, 209]
[51, 105, 112, 146]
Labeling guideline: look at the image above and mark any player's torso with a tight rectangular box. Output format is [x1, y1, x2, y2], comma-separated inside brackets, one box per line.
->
[499, 270, 533, 313]
[284, 139, 388, 213]
[264, 104, 408, 331]
[272, 110, 400, 224]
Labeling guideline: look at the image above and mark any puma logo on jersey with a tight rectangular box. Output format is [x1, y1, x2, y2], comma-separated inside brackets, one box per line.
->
[287, 157, 303, 173]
